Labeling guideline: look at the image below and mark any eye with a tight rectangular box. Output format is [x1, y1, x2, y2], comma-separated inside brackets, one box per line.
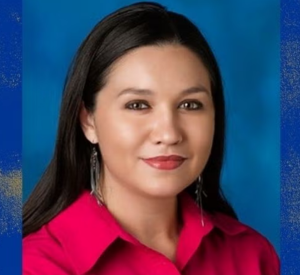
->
[179, 100, 203, 110]
[125, 101, 149, 110]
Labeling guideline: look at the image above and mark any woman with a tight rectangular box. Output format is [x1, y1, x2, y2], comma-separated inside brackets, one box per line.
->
[23, 2, 279, 274]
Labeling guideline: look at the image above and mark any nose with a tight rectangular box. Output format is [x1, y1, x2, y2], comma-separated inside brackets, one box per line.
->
[150, 109, 183, 145]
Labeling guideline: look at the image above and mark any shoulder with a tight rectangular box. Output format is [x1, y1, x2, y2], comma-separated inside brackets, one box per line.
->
[211, 212, 280, 274]
[22, 192, 90, 275]
[23, 192, 114, 275]
[23, 224, 75, 275]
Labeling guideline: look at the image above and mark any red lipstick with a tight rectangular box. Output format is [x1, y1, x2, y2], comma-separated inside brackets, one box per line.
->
[142, 155, 186, 170]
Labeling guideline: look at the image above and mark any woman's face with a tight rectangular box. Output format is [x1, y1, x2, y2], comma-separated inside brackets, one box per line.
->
[81, 45, 215, 199]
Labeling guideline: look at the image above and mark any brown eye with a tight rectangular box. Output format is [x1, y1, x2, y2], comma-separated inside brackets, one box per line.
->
[126, 101, 149, 110]
[179, 101, 202, 110]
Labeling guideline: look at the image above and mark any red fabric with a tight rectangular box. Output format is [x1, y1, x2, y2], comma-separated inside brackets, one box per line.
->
[23, 191, 280, 275]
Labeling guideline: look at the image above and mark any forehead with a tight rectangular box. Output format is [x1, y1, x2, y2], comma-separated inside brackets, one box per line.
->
[103, 45, 211, 95]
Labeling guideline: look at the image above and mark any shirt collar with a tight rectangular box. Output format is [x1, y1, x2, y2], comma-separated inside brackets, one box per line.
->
[47, 190, 247, 274]
[179, 192, 247, 236]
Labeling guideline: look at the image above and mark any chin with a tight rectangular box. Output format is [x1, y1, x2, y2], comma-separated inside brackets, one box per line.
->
[141, 183, 186, 199]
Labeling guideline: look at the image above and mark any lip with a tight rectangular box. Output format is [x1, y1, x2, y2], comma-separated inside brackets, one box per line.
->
[144, 155, 186, 161]
[142, 155, 186, 170]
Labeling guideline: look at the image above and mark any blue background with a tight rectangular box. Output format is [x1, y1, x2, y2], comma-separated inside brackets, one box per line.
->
[23, 0, 280, 255]
[0, 0, 22, 274]
[281, 0, 300, 273]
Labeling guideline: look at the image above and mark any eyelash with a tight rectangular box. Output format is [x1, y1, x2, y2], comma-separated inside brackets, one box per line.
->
[125, 100, 203, 111]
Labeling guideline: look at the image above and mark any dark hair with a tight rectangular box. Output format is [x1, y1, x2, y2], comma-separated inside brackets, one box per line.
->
[23, 1, 237, 237]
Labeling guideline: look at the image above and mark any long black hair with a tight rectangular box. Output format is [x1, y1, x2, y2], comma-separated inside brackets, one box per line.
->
[23, 1, 237, 237]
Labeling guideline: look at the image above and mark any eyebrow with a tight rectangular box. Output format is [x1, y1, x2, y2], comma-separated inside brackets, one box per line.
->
[117, 85, 210, 97]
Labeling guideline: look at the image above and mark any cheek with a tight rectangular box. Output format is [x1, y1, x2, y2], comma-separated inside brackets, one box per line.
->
[187, 116, 215, 158]
[95, 111, 145, 156]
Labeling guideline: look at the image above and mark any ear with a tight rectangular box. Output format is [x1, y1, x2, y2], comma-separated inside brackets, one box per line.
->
[79, 102, 98, 144]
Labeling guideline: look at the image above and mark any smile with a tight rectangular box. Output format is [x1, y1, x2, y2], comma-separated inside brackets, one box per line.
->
[142, 158, 186, 170]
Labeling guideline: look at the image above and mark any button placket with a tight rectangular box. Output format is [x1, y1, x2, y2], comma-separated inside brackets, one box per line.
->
[139, 244, 181, 275]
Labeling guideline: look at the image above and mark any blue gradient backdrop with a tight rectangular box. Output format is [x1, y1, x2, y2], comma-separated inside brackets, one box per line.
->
[23, 0, 280, 254]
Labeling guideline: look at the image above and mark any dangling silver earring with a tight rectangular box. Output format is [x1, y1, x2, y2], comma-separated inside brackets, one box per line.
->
[90, 146, 103, 206]
[196, 176, 207, 227]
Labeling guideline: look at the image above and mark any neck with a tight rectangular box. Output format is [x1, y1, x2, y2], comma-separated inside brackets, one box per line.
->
[100, 177, 181, 253]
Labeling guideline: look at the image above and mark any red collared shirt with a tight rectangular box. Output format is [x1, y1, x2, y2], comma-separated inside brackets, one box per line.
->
[23, 191, 279, 275]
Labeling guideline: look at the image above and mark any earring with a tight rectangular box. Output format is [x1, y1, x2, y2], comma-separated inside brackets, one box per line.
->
[90, 146, 103, 206]
[196, 176, 207, 227]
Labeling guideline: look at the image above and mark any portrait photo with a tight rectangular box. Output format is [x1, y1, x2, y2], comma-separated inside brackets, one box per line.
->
[22, 1, 280, 274]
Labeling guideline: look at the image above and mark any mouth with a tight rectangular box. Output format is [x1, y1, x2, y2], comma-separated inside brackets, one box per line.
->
[142, 155, 187, 170]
